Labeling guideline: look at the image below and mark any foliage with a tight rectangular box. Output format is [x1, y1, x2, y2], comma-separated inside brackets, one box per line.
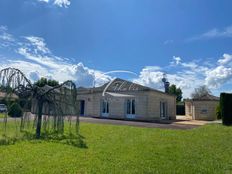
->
[0, 67, 79, 139]
[216, 104, 221, 119]
[0, 85, 13, 93]
[220, 93, 232, 125]
[8, 102, 23, 117]
[0, 123, 232, 173]
[191, 85, 211, 99]
[34, 77, 59, 87]
[169, 84, 182, 102]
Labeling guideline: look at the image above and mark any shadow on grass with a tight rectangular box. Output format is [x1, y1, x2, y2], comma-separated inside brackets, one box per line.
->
[0, 131, 88, 148]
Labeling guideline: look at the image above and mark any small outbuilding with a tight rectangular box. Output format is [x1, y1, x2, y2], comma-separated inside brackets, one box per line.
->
[185, 94, 220, 121]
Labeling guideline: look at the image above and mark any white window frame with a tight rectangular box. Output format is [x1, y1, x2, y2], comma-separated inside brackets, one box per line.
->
[126, 99, 135, 118]
[160, 101, 168, 119]
[101, 100, 109, 117]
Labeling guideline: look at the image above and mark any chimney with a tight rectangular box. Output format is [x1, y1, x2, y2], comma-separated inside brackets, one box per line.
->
[162, 73, 170, 93]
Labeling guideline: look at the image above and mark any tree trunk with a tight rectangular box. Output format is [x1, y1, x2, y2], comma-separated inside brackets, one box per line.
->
[36, 100, 43, 139]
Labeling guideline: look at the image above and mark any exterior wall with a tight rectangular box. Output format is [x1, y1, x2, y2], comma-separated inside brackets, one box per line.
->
[77, 93, 101, 117]
[185, 101, 193, 117]
[119, 91, 149, 119]
[77, 90, 176, 121]
[147, 91, 176, 120]
[108, 97, 125, 119]
[192, 101, 219, 121]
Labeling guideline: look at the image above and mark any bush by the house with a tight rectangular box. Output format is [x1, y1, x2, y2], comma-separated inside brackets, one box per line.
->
[220, 93, 232, 125]
[216, 104, 221, 119]
[8, 102, 23, 117]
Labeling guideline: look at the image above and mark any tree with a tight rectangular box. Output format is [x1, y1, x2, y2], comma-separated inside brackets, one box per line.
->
[168, 84, 182, 102]
[8, 102, 23, 117]
[0, 68, 79, 139]
[191, 85, 211, 99]
[34, 77, 59, 87]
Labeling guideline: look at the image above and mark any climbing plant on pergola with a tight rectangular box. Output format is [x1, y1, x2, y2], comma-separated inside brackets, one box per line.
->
[0, 67, 79, 139]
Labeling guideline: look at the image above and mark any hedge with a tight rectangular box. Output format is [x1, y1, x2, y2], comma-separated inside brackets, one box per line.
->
[220, 93, 232, 125]
[8, 102, 23, 118]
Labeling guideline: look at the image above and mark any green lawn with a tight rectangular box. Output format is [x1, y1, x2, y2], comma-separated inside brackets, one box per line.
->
[0, 122, 232, 174]
[0, 113, 7, 118]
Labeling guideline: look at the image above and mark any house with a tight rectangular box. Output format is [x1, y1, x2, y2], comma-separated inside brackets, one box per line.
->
[76, 78, 176, 121]
[185, 94, 219, 121]
[0, 92, 18, 101]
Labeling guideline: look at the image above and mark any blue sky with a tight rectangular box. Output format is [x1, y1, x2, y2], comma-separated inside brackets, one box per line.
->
[0, 0, 232, 97]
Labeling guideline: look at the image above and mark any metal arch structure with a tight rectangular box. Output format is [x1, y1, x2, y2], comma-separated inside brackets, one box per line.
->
[0, 67, 79, 139]
[0, 67, 33, 96]
[102, 78, 146, 97]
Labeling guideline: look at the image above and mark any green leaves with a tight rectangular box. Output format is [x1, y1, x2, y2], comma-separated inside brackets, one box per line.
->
[34, 78, 59, 87]
[168, 84, 183, 102]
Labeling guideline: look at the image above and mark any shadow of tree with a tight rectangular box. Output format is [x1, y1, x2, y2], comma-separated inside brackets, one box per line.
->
[0, 131, 87, 148]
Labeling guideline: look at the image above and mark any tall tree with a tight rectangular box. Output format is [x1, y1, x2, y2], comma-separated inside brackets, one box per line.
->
[168, 84, 182, 102]
[191, 85, 211, 99]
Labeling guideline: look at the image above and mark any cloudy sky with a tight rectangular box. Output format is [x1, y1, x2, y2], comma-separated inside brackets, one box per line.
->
[0, 0, 232, 98]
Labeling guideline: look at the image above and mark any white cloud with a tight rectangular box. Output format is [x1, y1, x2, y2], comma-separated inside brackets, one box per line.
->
[133, 65, 204, 98]
[1, 25, 232, 98]
[0, 25, 15, 48]
[38, 0, 50, 3]
[218, 53, 232, 65]
[37, 0, 71, 8]
[29, 71, 40, 81]
[171, 56, 181, 65]
[53, 0, 70, 8]
[24, 36, 50, 54]
[205, 66, 232, 88]
[0, 27, 109, 87]
[134, 54, 232, 98]
[188, 25, 232, 41]
[133, 67, 164, 90]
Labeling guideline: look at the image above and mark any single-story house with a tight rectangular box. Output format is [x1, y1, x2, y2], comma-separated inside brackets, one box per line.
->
[76, 78, 176, 121]
[185, 94, 219, 121]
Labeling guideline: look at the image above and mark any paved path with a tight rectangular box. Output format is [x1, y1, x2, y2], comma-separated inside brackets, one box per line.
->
[79, 117, 204, 130]
[0, 116, 221, 130]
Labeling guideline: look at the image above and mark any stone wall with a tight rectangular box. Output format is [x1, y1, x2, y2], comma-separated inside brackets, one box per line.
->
[77, 90, 176, 121]
[147, 91, 176, 120]
[185, 101, 193, 117]
[192, 101, 219, 121]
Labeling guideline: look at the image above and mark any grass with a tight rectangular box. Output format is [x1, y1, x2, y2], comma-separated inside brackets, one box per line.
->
[0, 121, 232, 174]
[0, 113, 7, 118]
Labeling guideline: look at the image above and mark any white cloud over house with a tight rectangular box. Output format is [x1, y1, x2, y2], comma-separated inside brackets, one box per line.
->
[205, 66, 232, 88]
[0, 25, 232, 98]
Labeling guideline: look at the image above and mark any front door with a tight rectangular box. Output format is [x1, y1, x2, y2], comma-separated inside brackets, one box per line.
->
[126, 99, 135, 119]
[80, 100, 85, 116]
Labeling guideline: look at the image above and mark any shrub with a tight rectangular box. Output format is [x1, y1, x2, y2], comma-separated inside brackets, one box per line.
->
[220, 93, 232, 125]
[8, 102, 23, 117]
[216, 104, 221, 119]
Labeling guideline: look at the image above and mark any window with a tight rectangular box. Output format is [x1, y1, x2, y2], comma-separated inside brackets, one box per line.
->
[160, 101, 167, 119]
[127, 99, 135, 115]
[102, 100, 109, 114]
